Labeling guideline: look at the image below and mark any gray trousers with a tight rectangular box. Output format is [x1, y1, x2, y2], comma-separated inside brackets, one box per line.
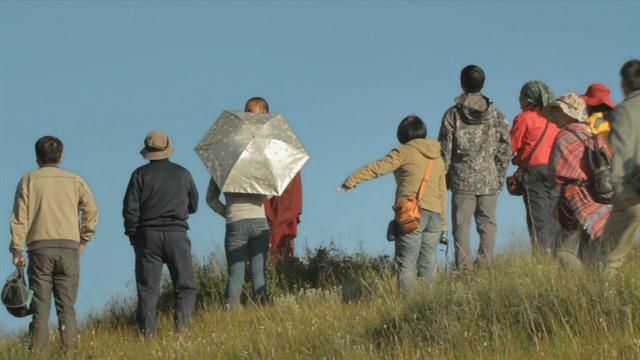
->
[134, 230, 196, 336]
[556, 226, 594, 271]
[523, 166, 560, 252]
[599, 189, 640, 275]
[395, 210, 442, 298]
[27, 247, 79, 351]
[225, 218, 270, 306]
[452, 192, 499, 271]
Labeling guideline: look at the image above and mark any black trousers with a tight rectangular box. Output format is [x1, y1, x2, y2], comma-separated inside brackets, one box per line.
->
[133, 230, 196, 335]
[523, 165, 560, 252]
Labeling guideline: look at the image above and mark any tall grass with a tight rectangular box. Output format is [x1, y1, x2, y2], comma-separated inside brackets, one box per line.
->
[2, 243, 640, 359]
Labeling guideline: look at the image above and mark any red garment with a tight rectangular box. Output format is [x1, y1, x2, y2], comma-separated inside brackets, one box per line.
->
[550, 123, 612, 240]
[264, 173, 302, 259]
[511, 110, 560, 167]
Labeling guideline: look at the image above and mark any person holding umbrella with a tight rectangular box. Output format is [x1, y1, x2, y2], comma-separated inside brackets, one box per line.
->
[200, 100, 309, 306]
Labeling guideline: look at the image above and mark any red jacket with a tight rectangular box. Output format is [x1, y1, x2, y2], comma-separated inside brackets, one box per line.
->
[264, 173, 302, 259]
[510, 110, 560, 167]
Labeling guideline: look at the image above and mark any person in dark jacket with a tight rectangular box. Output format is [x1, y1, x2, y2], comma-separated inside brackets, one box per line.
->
[438, 65, 511, 272]
[123, 130, 198, 336]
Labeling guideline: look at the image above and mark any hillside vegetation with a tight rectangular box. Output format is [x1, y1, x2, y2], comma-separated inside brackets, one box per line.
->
[2, 244, 640, 359]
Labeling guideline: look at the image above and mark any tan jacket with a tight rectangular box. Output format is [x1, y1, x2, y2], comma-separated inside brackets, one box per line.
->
[10, 166, 99, 254]
[343, 139, 448, 229]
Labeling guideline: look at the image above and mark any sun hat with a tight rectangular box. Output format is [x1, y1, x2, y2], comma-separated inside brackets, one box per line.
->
[140, 131, 173, 160]
[542, 93, 588, 124]
[580, 83, 616, 109]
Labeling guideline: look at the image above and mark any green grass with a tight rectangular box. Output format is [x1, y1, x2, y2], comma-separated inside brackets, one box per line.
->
[2, 244, 640, 359]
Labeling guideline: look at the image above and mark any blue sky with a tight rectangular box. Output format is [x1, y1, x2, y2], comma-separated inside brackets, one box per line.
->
[1, 1, 638, 333]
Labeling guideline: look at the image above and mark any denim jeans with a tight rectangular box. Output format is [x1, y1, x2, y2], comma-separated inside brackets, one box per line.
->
[395, 209, 442, 297]
[225, 218, 270, 305]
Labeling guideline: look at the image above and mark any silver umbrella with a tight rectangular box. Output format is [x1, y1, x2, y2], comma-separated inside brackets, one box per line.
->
[195, 111, 309, 196]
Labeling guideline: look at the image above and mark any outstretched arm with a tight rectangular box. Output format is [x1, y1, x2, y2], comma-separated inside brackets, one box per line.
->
[341, 148, 403, 190]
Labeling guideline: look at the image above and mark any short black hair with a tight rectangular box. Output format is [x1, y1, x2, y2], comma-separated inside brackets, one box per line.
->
[621, 59, 640, 92]
[397, 115, 427, 144]
[460, 65, 485, 93]
[35, 136, 63, 165]
[244, 97, 270, 113]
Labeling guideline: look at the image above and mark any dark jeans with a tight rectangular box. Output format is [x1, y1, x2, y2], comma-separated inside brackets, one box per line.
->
[134, 230, 196, 336]
[27, 247, 80, 351]
[395, 210, 442, 297]
[523, 165, 560, 252]
[451, 193, 499, 272]
[224, 218, 270, 306]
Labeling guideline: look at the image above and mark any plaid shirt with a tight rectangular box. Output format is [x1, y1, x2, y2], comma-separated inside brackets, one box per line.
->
[550, 122, 612, 240]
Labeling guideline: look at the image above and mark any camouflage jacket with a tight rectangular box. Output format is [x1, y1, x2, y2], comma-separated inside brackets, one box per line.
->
[438, 93, 511, 195]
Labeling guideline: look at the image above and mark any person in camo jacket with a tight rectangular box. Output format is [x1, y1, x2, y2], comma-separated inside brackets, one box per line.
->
[438, 65, 511, 273]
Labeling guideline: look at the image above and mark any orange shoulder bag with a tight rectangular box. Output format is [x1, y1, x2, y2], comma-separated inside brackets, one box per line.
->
[392, 159, 434, 234]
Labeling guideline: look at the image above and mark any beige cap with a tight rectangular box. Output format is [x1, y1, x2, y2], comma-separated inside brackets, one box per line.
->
[542, 92, 588, 124]
[140, 130, 173, 160]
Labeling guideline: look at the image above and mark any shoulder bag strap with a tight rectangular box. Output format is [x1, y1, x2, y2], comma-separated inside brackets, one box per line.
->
[416, 159, 435, 201]
[521, 119, 550, 166]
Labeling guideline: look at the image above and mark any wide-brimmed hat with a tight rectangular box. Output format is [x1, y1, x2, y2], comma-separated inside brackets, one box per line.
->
[580, 83, 616, 109]
[140, 131, 173, 160]
[542, 93, 588, 124]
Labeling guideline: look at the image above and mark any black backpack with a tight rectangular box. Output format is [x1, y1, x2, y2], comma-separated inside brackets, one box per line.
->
[566, 128, 616, 204]
[1, 266, 33, 318]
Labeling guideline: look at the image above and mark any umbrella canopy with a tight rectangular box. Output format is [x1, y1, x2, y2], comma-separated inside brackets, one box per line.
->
[195, 111, 309, 196]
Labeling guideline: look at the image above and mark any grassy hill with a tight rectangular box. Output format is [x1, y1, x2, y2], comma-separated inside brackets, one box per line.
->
[2, 244, 640, 359]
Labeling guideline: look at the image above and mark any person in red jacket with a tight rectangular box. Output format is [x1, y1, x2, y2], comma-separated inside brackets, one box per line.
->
[244, 97, 303, 260]
[510, 81, 561, 252]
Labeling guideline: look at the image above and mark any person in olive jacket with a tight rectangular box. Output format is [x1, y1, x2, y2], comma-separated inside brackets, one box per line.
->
[341, 116, 447, 297]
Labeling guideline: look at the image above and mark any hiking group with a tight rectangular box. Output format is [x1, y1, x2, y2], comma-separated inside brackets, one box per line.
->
[6, 59, 640, 351]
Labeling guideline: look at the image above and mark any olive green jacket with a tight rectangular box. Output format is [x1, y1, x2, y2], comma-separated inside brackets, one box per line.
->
[343, 139, 447, 229]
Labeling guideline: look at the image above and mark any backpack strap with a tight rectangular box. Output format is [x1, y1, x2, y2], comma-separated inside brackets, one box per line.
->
[565, 126, 593, 148]
[416, 159, 435, 201]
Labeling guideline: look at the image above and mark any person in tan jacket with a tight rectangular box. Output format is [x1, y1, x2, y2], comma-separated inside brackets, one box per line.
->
[9, 136, 99, 351]
[341, 116, 447, 297]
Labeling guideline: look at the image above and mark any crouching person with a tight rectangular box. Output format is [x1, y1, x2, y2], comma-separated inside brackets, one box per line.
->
[123, 131, 198, 336]
[10, 136, 99, 351]
[341, 116, 447, 297]
[544, 94, 613, 270]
